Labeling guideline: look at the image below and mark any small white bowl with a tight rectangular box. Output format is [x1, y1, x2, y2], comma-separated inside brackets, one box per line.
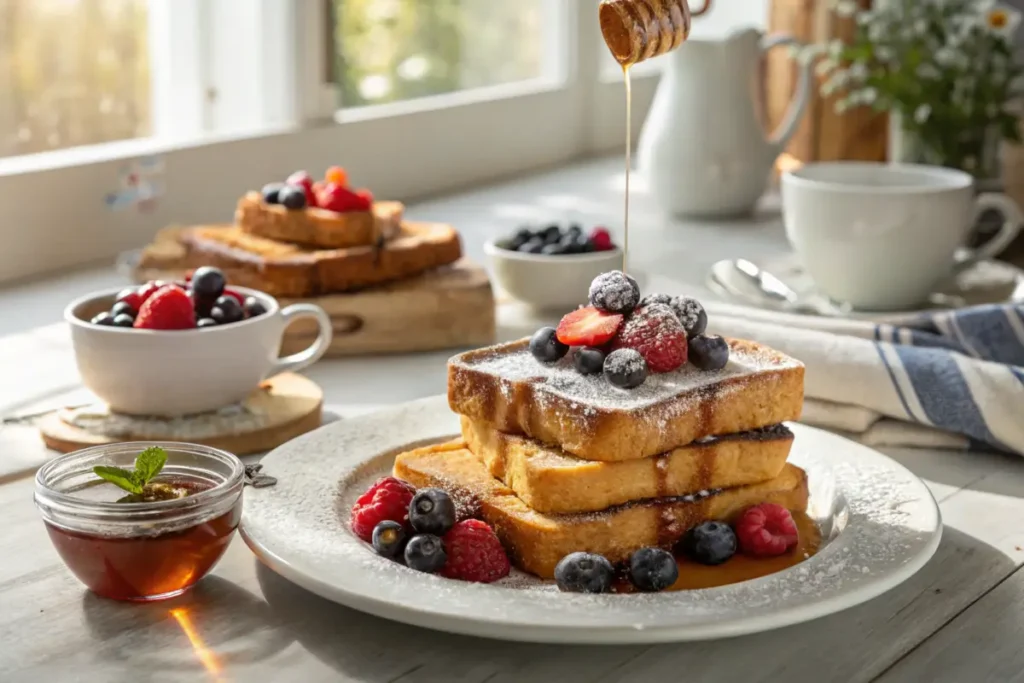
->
[65, 286, 332, 417]
[484, 240, 625, 311]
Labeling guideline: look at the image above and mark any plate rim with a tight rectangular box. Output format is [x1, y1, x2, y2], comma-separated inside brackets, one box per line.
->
[241, 395, 943, 645]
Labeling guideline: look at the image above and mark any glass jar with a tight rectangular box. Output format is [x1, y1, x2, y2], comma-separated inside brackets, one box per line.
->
[35, 442, 244, 602]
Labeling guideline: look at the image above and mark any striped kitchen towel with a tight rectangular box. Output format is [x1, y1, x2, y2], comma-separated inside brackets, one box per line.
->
[705, 301, 1024, 455]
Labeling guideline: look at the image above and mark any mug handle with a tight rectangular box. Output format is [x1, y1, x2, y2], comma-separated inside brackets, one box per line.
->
[760, 33, 813, 152]
[956, 193, 1023, 269]
[269, 303, 334, 376]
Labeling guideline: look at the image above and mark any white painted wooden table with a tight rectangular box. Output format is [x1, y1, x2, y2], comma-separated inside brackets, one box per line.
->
[2, 158, 1023, 682]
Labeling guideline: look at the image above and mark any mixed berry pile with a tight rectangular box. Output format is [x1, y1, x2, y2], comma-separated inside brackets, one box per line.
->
[555, 503, 801, 594]
[261, 166, 374, 214]
[529, 271, 731, 389]
[350, 477, 511, 583]
[90, 267, 267, 331]
[495, 224, 616, 256]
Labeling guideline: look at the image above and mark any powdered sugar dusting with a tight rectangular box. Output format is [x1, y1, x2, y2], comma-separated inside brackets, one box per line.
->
[455, 339, 796, 411]
[588, 270, 639, 313]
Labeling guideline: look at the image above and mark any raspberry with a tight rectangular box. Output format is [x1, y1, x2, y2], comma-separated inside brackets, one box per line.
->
[556, 306, 624, 347]
[133, 285, 196, 330]
[611, 303, 688, 372]
[440, 519, 510, 583]
[349, 477, 416, 542]
[590, 227, 614, 251]
[735, 503, 799, 557]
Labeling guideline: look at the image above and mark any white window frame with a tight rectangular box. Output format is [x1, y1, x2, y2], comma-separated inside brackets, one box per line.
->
[0, 0, 762, 284]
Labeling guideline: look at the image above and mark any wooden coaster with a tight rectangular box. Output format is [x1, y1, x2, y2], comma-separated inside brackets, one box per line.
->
[39, 373, 322, 456]
[126, 227, 496, 356]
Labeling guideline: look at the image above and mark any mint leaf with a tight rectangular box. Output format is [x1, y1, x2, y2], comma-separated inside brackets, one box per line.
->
[133, 447, 167, 486]
[93, 466, 143, 494]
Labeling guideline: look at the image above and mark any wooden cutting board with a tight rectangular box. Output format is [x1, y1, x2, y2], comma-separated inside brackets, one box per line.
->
[125, 228, 496, 356]
[39, 373, 322, 456]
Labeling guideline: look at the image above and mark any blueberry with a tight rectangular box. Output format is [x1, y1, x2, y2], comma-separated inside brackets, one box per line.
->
[408, 488, 457, 535]
[574, 347, 605, 375]
[197, 318, 218, 328]
[529, 327, 569, 363]
[211, 296, 244, 324]
[554, 552, 615, 593]
[541, 225, 562, 244]
[279, 185, 307, 210]
[90, 312, 115, 326]
[509, 228, 533, 250]
[628, 547, 679, 592]
[112, 313, 135, 328]
[518, 239, 545, 254]
[244, 296, 268, 318]
[567, 223, 583, 236]
[404, 534, 447, 573]
[541, 243, 565, 256]
[261, 182, 286, 204]
[680, 521, 737, 566]
[576, 236, 595, 253]
[688, 334, 730, 371]
[675, 297, 708, 339]
[191, 267, 226, 300]
[588, 271, 640, 313]
[372, 520, 409, 559]
[111, 301, 135, 318]
[604, 348, 648, 389]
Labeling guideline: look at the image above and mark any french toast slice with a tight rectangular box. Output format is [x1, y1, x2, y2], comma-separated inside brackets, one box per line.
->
[448, 338, 804, 462]
[393, 440, 809, 579]
[235, 192, 404, 249]
[460, 416, 793, 514]
[174, 221, 463, 297]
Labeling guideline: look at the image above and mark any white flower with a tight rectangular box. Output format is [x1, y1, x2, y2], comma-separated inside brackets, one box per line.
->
[914, 104, 931, 124]
[816, 58, 839, 76]
[916, 63, 940, 79]
[860, 87, 878, 104]
[982, 5, 1021, 40]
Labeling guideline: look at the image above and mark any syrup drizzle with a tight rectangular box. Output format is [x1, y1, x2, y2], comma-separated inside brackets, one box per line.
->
[622, 64, 632, 275]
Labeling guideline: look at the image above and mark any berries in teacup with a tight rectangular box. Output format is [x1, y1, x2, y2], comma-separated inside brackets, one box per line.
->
[88, 268, 272, 331]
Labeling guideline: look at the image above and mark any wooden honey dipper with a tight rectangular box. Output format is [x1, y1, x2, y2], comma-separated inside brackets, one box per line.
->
[599, 0, 713, 66]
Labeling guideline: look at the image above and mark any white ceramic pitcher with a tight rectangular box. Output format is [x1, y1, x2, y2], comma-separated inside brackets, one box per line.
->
[637, 28, 813, 217]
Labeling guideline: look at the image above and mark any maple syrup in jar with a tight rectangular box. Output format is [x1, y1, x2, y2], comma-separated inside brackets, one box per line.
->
[35, 442, 244, 602]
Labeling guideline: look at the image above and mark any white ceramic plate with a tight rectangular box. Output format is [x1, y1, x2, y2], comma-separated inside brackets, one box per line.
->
[241, 395, 942, 644]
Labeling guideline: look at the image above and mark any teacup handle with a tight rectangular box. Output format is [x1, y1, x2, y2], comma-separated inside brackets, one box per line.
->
[956, 193, 1023, 269]
[269, 304, 334, 376]
[761, 33, 813, 152]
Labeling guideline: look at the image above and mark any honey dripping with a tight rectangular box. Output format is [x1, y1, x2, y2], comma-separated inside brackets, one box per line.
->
[598, 0, 711, 273]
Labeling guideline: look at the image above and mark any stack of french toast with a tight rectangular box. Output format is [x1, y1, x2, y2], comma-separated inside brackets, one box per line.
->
[394, 271, 808, 580]
[138, 167, 463, 298]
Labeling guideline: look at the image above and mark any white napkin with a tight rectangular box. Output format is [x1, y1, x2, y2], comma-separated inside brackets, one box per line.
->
[704, 302, 1024, 454]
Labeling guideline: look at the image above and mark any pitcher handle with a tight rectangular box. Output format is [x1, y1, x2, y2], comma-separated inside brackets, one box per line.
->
[761, 33, 813, 152]
[689, 0, 713, 17]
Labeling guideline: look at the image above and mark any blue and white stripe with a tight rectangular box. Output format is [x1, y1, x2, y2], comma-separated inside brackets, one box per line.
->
[707, 302, 1024, 456]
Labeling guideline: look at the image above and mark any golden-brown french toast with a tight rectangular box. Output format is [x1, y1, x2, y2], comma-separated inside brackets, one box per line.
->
[393, 440, 809, 579]
[172, 221, 463, 297]
[448, 338, 804, 463]
[235, 192, 404, 249]
[460, 416, 793, 514]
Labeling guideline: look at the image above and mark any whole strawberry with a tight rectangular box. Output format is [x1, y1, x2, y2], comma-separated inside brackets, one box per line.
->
[440, 519, 510, 583]
[133, 285, 196, 330]
[611, 303, 688, 372]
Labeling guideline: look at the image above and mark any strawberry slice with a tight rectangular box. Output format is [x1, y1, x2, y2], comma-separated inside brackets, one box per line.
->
[555, 306, 623, 347]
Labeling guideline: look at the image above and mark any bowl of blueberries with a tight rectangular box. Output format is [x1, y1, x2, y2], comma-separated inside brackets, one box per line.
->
[485, 223, 624, 310]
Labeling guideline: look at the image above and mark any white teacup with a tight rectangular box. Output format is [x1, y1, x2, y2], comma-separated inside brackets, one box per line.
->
[66, 286, 333, 416]
[781, 162, 1023, 311]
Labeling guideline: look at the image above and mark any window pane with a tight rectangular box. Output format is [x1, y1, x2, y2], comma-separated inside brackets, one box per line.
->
[0, 0, 150, 159]
[333, 0, 550, 108]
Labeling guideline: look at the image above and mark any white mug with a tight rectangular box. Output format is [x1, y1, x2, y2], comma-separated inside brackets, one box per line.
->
[781, 162, 1023, 311]
[66, 286, 333, 416]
